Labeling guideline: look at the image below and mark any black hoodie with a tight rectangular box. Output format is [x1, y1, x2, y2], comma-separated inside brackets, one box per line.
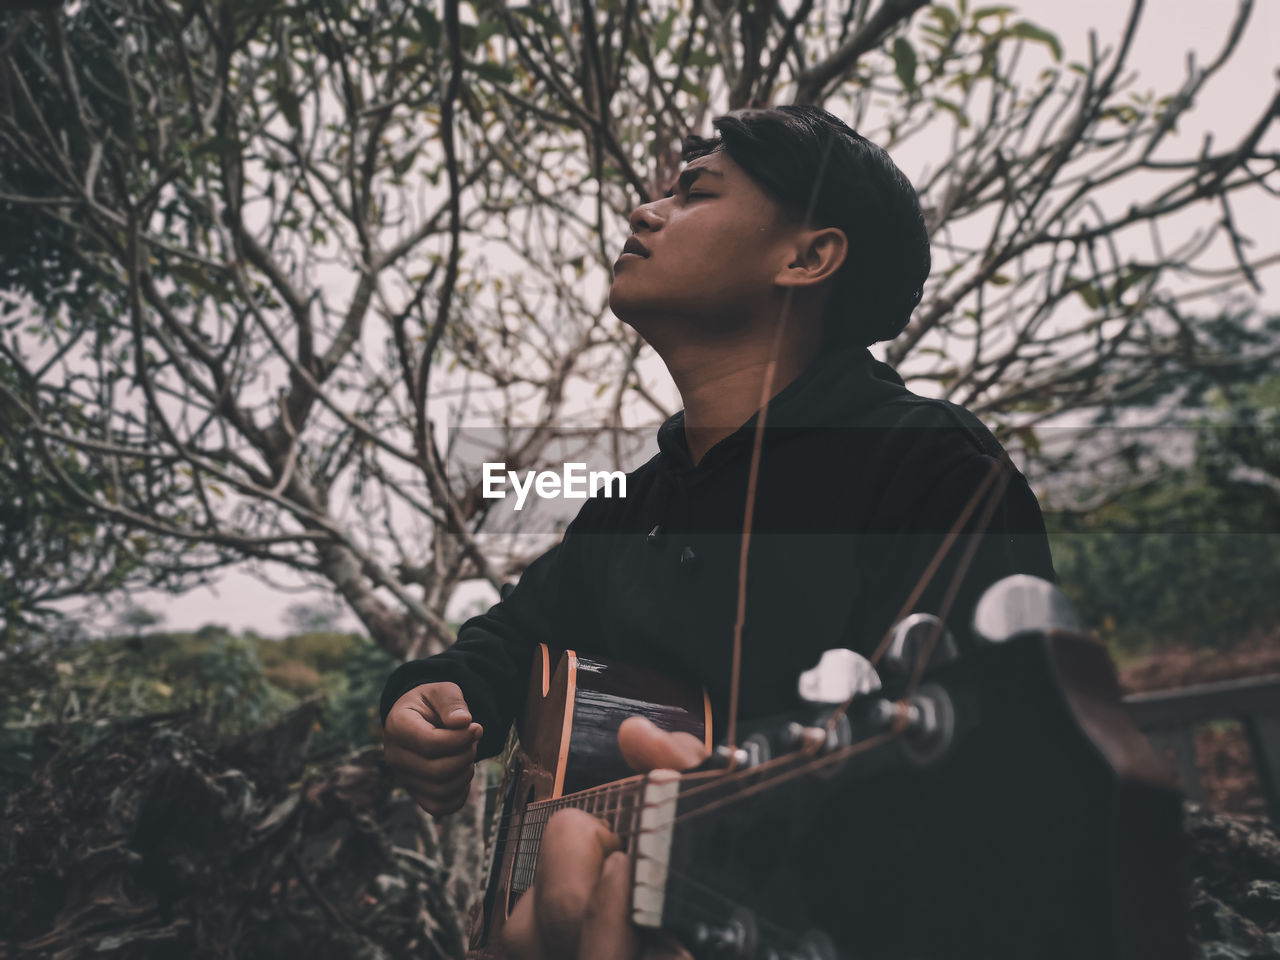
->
[380, 347, 1054, 758]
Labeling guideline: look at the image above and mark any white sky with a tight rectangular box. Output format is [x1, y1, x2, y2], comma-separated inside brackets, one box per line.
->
[103, 0, 1279, 638]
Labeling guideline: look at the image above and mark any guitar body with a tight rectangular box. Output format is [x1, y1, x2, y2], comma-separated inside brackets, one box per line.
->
[467, 644, 711, 957]
[467, 629, 1189, 959]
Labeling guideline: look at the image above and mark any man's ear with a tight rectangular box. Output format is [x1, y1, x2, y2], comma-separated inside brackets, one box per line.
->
[775, 226, 848, 289]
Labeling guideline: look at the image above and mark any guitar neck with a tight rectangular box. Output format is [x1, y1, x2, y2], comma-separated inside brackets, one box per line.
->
[507, 777, 648, 899]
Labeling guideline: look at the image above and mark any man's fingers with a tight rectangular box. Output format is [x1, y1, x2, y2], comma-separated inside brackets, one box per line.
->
[406, 782, 474, 817]
[384, 735, 477, 783]
[399, 762, 474, 804]
[499, 809, 620, 960]
[413, 681, 474, 729]
[396, 762, 473, 798]
[617, 716, 709, 774]
[577, 850, 641, 959]
[639, 932, 698, 960]
[386, 715, 482, 761]
[533, 810, 623, 958]
[501, 881, 544, 960]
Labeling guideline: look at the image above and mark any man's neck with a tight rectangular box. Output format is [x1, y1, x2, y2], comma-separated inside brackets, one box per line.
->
[663, 339, 818, 466]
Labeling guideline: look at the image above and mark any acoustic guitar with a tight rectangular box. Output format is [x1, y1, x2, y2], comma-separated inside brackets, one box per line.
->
[466, 576, 1189, 959]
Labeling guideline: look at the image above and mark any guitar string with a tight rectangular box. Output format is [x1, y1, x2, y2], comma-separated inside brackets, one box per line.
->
[495, 736, 902, 953]
[489, 726, 899, 868]
[647, 455, 1009, 831]
[492, 783, 856, 955]
[485, 455, 1008, 872]
[489, 454, 1004, 936]
[903, 457, 1012, 700]
[483, 454, 1010, 845]
[867, 456, 1005, 672]
[493, 779, 817, 951]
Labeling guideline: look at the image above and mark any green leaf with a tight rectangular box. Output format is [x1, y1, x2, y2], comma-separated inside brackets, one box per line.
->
[685, 49, 718, 68]
[276, 86, 301, 129]
[1110, 266, 1156, 301]
[515, 5, 565, 38]
[472, 61, 515, 84]
[929, 4, 958, 34]
[978, 39, 998, 79]
[1076, 284, 1102, 310]
[413, 8, 442, 49]
[676, 76, 708, 98]
[892, 37, 918, 93]
[475, 21, 504, 47]
[1016, 426, 1042, 454]
[971, 5, 1014, 23]
[391, 148, 416, 177]
[653, 9, 676, 54]
[172, 264, 225, 298]
[931, 97, 970, 128]
[1007, 21, 1063, 62]
[989, 273, 1011, 285]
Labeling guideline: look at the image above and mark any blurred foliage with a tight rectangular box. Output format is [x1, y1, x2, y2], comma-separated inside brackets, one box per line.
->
[1049, 372, 1280, 652]
[0, 621, 398, 780]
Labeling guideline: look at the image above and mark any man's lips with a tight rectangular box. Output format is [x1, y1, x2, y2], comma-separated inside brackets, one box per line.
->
[620, 236, 650, 258]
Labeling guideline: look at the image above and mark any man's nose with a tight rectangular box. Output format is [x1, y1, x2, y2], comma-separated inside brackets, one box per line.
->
[627, 200, 663, 233]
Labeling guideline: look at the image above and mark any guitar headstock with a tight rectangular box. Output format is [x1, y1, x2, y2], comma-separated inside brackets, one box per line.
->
[631, 576, 1189, 960]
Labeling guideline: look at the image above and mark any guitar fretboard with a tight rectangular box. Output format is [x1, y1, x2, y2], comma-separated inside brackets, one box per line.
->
[508, 779, 646, 898]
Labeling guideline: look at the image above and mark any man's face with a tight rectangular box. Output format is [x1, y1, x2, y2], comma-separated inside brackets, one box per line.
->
[608, 149, 801, 341]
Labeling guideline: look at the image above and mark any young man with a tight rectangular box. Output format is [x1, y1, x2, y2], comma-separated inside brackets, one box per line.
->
[381, 106, 1054, 958]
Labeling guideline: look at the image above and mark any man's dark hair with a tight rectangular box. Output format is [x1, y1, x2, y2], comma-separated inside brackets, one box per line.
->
[682, 105, 930, 347]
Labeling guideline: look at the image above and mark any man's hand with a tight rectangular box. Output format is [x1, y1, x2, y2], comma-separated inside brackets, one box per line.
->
[382, 682, 483, 817]
[500, 717, 707, 960]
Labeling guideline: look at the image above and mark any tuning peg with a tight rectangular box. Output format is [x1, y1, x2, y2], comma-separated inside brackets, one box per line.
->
[688, 908, 757, 958]
[880, 613, 958, 679]
[797, 648, 881, 705]
[971, 574, 1083, 644]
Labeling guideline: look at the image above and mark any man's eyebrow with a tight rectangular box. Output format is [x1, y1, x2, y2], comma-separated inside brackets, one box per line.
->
[662, 166, 724, 199]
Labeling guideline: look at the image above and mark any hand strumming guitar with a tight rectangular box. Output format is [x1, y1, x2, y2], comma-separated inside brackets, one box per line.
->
[383, 681, 483, 816]
[383, 686, 706, 958]
[499, 716, 708, 960]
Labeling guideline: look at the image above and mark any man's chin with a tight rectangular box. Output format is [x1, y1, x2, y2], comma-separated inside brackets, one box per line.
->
[607, 289, 647, 331]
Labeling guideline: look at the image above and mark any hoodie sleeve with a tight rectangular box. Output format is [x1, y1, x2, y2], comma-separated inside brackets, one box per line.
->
[378, 529, 588, 760]
[850, 452, 1055, 655]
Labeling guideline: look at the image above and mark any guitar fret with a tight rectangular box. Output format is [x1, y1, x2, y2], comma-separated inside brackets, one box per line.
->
[627, 782, 641, 855]
[507, 782, 646, 901]
[533, 802, 547, 889]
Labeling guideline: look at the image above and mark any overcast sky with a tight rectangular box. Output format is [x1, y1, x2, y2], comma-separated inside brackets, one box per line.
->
[100, 0, 1279, 638]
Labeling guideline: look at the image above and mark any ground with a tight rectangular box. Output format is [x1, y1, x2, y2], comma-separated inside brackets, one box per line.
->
[1118, 629, 1280, 820]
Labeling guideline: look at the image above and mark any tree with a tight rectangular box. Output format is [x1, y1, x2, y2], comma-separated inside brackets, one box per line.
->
[1, 365, 219, 642]
[1050, 334, 1280, 650]
[1, 0, 1275, 663]
[282, 599, 343, 635]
